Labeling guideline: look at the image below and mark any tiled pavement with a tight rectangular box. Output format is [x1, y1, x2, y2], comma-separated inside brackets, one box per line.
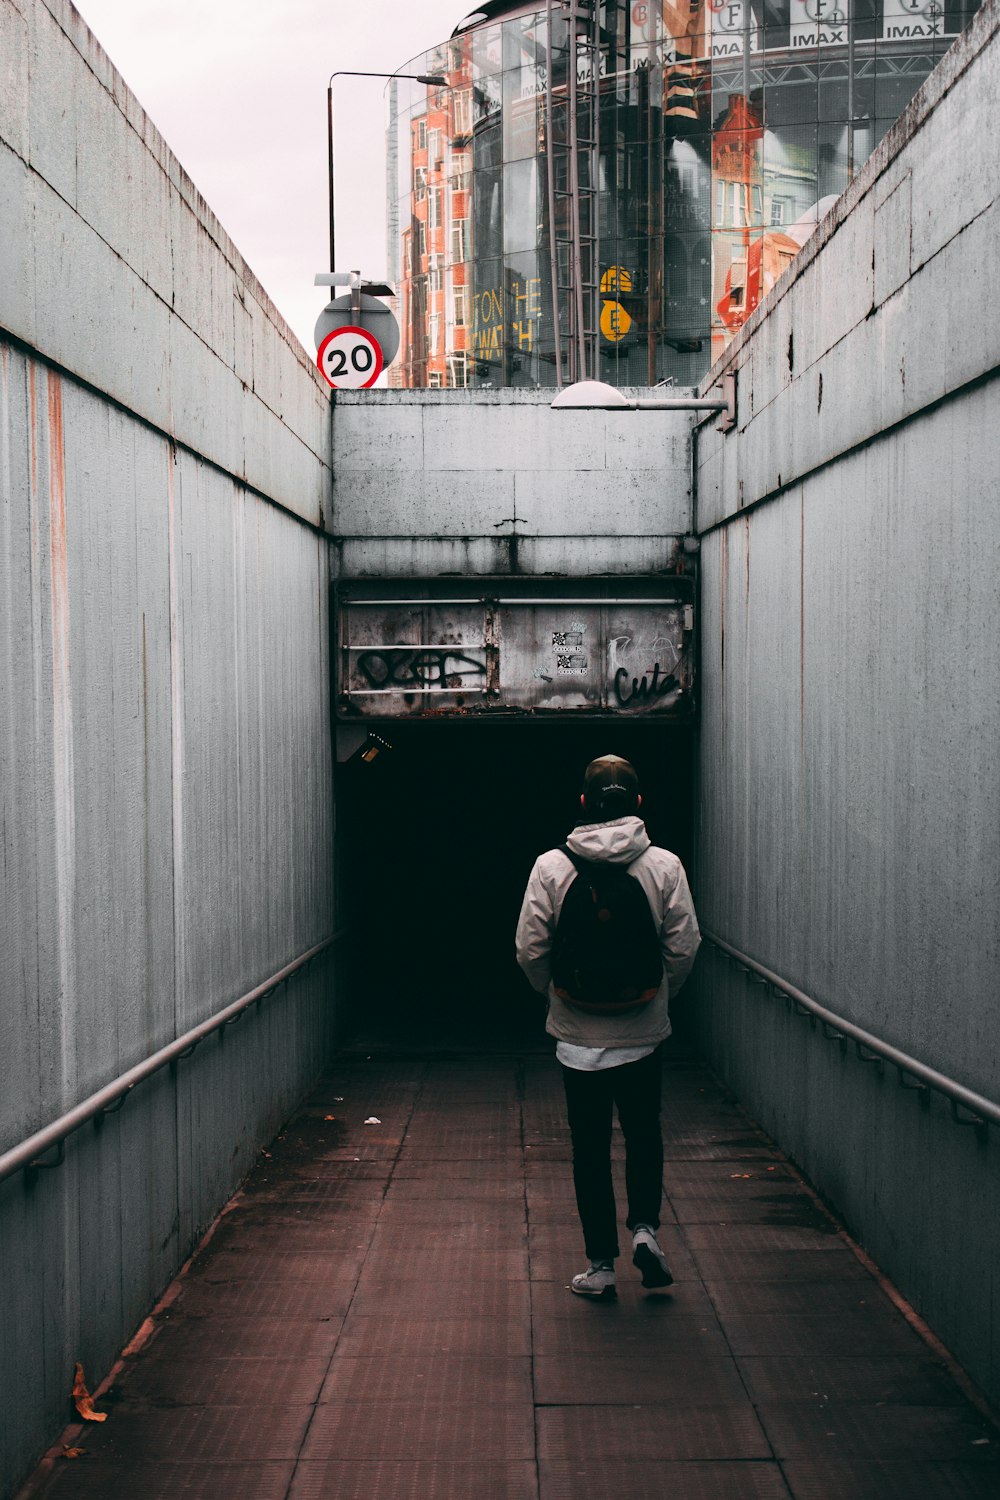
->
[31, 1047, 999, 1500]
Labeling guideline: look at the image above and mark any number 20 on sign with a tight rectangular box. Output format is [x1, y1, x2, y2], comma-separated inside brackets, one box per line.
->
[317, 326, 384, 389]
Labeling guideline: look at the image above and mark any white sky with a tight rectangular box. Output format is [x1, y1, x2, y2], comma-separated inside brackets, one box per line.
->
[74, 0, 467, 353]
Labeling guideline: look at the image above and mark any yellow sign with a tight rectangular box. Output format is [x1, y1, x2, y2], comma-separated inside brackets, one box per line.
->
[601, 266, 633, 295]
[472, 277, 543, 361]
[600, 299, 633, 342]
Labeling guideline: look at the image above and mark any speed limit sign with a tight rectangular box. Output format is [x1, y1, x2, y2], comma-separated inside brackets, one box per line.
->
[317, 325, 384, 389]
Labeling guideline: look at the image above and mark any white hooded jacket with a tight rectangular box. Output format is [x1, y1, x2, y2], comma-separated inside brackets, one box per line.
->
[514, 815, 701, 1047]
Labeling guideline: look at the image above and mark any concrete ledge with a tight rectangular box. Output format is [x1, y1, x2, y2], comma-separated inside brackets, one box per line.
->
[333, 390, 692, 562]
[333, 534, 686, 579]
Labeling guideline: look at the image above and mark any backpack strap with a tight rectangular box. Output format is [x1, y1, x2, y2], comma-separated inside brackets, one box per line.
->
[559, 843, 585, 872]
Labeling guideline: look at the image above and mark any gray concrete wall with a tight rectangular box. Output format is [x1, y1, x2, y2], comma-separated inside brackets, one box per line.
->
[0, 2, 334, 1493]
[0, 0, 329, 529]
[332, 388, 694, 578]
[692, 0, 1000, 1405]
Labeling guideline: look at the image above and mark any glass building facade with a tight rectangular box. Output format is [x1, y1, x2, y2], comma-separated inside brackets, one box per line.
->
[387, 0, 977, 389]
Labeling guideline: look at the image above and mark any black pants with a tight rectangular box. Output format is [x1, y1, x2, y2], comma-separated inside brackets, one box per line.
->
[560, 1046, 664, 1262]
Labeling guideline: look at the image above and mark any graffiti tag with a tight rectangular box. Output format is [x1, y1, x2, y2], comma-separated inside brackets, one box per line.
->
[356, 650, 487, 692]
[609, 635, 682, 707]
[614, 662, 678, 707]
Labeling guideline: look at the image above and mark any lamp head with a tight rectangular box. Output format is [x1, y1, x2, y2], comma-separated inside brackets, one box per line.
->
[550, 380, 632, 410]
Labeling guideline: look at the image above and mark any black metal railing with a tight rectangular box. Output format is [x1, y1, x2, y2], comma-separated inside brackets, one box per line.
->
[0, 935, 342, 1185]
[703, 932, 999, 1137]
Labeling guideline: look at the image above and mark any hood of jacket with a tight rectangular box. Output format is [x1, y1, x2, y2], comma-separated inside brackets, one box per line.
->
[565, 815, 651, 866]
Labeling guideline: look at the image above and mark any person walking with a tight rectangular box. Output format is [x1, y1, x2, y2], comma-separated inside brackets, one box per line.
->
[515, 753, 700, 1298]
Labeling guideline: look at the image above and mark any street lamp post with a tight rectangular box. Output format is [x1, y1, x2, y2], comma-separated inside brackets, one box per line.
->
[327, 69, 449, 274]
[550, 377, 736, 430]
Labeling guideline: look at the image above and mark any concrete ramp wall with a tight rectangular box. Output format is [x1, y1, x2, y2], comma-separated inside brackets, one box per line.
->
[332, 388, 693, 579]
[0, 2, 335, 1492]
[693, 0, 1000, 1406]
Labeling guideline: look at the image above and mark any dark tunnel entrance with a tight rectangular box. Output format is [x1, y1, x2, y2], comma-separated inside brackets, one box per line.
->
[335, 722, 696, 1052]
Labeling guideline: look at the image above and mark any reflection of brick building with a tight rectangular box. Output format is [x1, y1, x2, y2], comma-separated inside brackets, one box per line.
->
[712, 93, 764, 356]
[712, 92, 840, 353]
[397, 51, 473, 389]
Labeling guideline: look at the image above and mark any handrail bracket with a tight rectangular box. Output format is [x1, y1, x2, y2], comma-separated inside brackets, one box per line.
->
[704, 932, 998, 1138]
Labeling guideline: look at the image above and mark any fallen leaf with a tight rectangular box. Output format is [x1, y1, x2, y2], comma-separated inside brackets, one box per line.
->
[364, 1117, 381, 1125]
[72, 1364, 107, 1423]
[730, 1173, 752, 1179]
[62, 1446, 87, 1460]
[324, 1115, 336, 1121]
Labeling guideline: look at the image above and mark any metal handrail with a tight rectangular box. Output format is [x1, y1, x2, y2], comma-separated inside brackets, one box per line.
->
[0, 934, 342, 1185]
[703, 931, 1000, 1131]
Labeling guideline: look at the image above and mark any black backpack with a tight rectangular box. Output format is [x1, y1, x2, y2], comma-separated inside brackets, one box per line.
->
[550, 846, 664, 1014]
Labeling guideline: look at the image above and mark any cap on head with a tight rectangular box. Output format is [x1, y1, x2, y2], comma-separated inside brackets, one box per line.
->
[582, 754, 640, 820]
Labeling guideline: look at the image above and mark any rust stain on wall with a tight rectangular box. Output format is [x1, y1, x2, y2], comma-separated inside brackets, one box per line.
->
[47, 370, 70, 709]
[29, 362, 37, 500]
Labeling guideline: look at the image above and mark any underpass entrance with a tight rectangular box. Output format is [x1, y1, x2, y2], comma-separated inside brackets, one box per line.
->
[335, 721, 695, 1052]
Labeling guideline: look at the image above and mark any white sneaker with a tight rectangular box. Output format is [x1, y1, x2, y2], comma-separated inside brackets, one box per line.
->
[570, 1263, 617, 1299]
[632, 1227, 673, 1288]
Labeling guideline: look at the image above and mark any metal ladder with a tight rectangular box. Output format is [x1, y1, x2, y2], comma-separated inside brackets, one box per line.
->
[545, 0, 602, 385]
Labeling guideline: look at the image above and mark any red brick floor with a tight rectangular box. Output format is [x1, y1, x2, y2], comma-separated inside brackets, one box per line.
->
[30, 1049, 999, 1500]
